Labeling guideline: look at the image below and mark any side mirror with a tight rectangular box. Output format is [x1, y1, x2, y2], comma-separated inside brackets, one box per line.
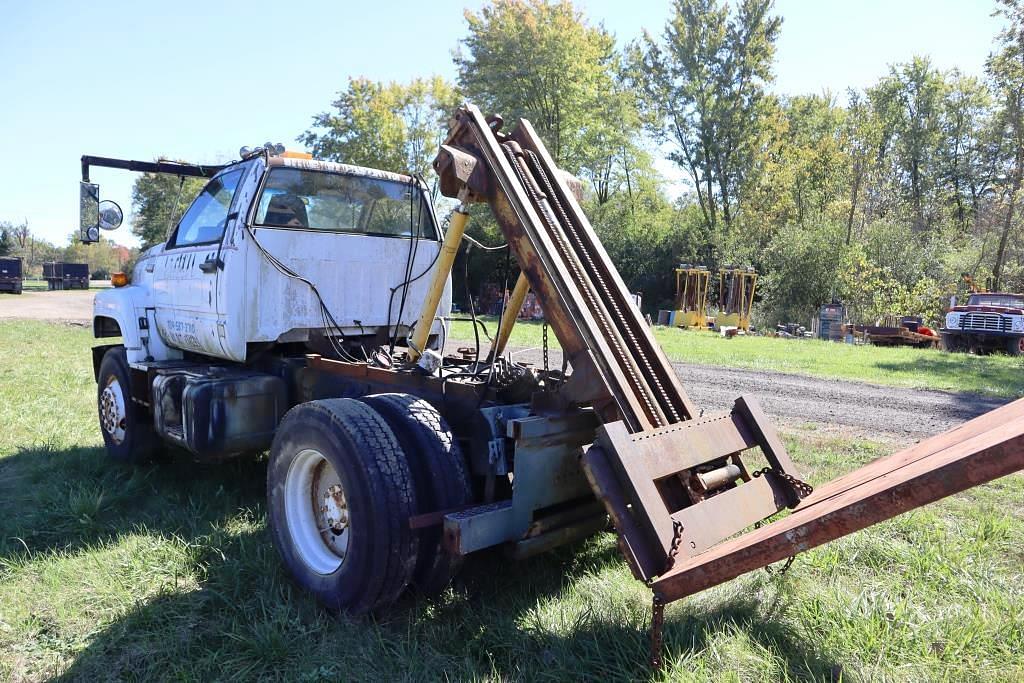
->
[80, 182, 100, 243]
[99, 200, 123, 231]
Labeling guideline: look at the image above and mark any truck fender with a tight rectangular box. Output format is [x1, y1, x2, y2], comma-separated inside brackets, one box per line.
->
[93, 286, 181, 365]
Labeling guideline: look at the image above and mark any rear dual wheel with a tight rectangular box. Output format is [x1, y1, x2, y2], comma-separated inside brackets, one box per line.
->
[267, 395, 471, 614]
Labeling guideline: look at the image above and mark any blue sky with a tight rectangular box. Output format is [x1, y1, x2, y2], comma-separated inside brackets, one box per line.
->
[0, 0, 1004, 247]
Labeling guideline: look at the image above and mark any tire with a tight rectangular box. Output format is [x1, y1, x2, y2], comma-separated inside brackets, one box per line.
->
[1007, 336, 1024, 356]
[97, 346, 158, 463]
[941, 333, 965, 353]
[361, 393, 473, 596]
[267, 399, 418, 614]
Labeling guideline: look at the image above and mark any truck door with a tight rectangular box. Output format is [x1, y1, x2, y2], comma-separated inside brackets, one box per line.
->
[154, 167, 246, 358]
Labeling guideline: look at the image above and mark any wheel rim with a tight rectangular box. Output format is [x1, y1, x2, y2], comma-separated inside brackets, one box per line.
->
[99, 375, 127, 445]
[284, 448, 350, 575]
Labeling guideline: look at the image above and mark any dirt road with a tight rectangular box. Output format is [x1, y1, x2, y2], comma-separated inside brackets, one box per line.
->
[492, 344, 1006, 442]
[0, 288, 97, 323]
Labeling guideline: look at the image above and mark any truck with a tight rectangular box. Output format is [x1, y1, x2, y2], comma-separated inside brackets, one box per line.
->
[80, 106, 1024, 666]
[43, 261, 90, 290]
[941, 291, 1024, 355]
[0, 256, 22, 294]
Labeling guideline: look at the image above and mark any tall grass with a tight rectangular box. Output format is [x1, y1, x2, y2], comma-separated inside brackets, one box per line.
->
[1, 320, 1022, 681]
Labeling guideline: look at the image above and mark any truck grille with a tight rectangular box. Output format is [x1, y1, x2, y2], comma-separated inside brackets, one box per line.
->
[962, 313, 1012, 332]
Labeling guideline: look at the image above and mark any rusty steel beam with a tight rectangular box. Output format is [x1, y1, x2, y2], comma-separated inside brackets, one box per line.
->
[435, 105, 661, 431]
[651, 397, 1024, 603]
[509, 120, 696, 424]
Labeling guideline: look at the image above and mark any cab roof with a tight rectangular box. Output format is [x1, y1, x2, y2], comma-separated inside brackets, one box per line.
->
[266, 155, 421, 188]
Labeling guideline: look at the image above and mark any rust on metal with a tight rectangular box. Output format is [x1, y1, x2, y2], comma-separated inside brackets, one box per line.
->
[651, 397, 1024, 603]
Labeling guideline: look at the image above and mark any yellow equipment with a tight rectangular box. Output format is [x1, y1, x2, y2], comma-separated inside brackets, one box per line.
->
[673, 265, 710, 329]
[717, 266, 757, 331]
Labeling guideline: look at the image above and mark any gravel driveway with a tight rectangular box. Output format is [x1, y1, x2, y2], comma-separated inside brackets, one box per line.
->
[487, 343, 1008, 442]
[0, 288, 99, 324]
[0, 291, 1003, 444]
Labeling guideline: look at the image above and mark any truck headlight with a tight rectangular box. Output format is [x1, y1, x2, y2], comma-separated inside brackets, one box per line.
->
[1012, 316, 1024, 332]
[946, 312, 961, 329]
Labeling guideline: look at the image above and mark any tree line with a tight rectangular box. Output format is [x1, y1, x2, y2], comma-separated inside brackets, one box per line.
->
[132, 0, 1024, 327]
[0, 220, 134, 279]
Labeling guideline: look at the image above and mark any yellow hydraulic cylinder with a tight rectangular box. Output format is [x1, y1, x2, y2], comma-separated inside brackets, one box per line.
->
[408, 207, 470, 362]
[491, 271, 530, 359]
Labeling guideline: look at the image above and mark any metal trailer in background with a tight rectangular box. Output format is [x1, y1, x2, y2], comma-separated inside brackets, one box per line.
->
[0, 257, 23, 294]
[671, 265, 710, 330]
[717, 266, 757, 331]
[43, 262, 90, 290]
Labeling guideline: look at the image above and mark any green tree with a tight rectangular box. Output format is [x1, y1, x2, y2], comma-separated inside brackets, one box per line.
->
[869, 57, 947, 231]
[131, 172, 205, 248]
[988, 0, 1024, 290]
[455, 0, 633, 195]
[743, 94, 851, 232]
[631, 0, 781, 230]
[940, 72, 995, 230]
[842, 90, 883, 243]
[759, 220, 844, 324]
[300, 76, 459, 181]
[0, 225, 13, 256]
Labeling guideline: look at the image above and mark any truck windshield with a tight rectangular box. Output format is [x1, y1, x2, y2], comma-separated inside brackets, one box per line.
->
[968, 293, 1024, 308]
[253, 167, 436, 240]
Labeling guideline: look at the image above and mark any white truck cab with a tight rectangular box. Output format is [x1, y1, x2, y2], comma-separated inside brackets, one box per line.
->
[91, 153, 448, 365]
[82, 149, 450, 462]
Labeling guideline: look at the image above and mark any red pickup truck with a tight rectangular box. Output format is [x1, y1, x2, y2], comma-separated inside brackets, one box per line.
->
[941, 292, 1024, 355]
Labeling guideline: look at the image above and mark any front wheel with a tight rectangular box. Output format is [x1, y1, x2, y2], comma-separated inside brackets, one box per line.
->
[941, 333, 966, 353]
[1006, 336, 1024, 356]
[97, 346, 158, 463]
[267, 399, 418, 614]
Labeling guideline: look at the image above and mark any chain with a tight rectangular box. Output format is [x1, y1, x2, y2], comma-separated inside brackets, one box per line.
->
[752, 468, 814, 502]
[667, 518, 685, 568]
[542, 320, 550, 377]
[764, 555, 796, 576]
[751, 468, 812, 577]
[650, 593, 666, 670]
[648, 517, 684, 668]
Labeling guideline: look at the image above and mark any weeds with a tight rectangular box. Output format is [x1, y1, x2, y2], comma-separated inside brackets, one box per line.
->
[1, 320, 1022, 681]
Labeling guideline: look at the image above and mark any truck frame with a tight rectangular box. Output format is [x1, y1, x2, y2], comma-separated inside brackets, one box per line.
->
[83, 105, 1024, 667]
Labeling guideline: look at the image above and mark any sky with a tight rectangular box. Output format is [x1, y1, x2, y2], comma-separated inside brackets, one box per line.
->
[0, 0, 1005, 248]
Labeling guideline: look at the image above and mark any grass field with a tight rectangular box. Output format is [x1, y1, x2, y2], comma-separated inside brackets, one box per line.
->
[449, 316, 1024, 398]
[1, 319, 1023, 681]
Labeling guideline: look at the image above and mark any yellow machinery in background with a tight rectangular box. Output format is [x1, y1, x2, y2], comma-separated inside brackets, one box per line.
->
[673, 264, 710, 329]
[717, 266, 757, 331]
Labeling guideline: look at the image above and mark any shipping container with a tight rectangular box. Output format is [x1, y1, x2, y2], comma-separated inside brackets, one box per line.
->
[0, 257, 23, 294]
[43, 261, 90, 290]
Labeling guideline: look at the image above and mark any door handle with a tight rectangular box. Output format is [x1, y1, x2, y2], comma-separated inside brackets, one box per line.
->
[199, 257, 222, 273]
